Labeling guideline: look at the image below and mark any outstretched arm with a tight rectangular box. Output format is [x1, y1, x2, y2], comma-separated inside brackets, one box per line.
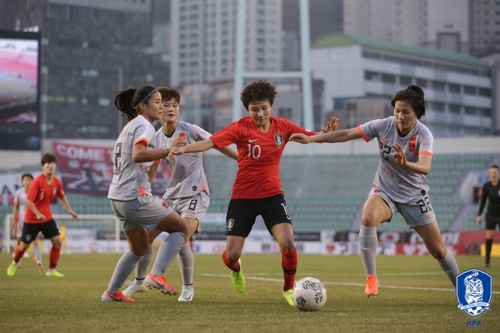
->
[132, 137, 187, 163]
[170, 139, 216, 159]
[290, 127, 362, 144]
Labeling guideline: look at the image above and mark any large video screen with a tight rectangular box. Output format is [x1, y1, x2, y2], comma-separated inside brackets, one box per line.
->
[0, 30, 41, 150]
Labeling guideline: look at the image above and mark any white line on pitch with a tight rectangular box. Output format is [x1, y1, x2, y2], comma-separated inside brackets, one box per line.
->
[200, 273, 500, 294]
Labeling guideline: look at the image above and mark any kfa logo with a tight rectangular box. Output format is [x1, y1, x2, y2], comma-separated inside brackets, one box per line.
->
[226, 218, 234, 232]
[274, 133, 284, 147]
[456, 269, 492, 317]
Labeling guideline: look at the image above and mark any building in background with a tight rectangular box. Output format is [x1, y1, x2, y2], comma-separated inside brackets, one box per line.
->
[311, 34, 494, 137]
[0, 0, 169, 140]
[469, 0, 500, 57]
[344, 0, 469, 54]
[169, 0, 282, 88]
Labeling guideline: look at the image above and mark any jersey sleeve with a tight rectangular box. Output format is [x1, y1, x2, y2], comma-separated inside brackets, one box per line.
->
[357, 118, 387, 142]
[55, 178, 65, 199]
[477, 183, 488, 215]
[210, 122, 240, 149]
[14, 190, 21, 205]
[418, 126, 434, 156]
[133, 120, 155, 147]
[189, 124, 212, 141]
[282, 118, 316, 138]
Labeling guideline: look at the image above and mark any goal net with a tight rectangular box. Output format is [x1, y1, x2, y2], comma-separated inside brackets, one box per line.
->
[2, 214, 127, 254]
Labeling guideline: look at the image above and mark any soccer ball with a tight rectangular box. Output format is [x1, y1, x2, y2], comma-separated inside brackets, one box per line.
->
[292, 277, 327, 311]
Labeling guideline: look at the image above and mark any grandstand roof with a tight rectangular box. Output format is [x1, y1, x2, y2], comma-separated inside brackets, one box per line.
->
[312, 34, 485, 67]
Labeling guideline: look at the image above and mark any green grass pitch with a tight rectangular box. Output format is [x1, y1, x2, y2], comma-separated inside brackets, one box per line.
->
[0, 253, 498, 333]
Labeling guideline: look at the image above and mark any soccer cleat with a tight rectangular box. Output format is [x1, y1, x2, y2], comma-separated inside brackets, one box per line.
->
[101, 290, 135, 303]
[145, 273, 178, 296]
[7, 263, 18, 277]
[178, 284, 194, 302]
[123, 281, 149, 297]
[230, 259, 245, 293]
[283, 289, 294, 306]
[365, 275, 379, 297]
[36, 263, 43, 269]
[46, 270, 65, 277]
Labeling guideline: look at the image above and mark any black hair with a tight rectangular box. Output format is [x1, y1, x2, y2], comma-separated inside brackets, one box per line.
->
[21, 173, 33, 180]
[240, 79, 277, 110]
[41, 153, 56, 165]
[391, 84, 426, 119]
[158, 86, 181, 103]
[491, 164, 499, 170]
[113, 85, 157, 121]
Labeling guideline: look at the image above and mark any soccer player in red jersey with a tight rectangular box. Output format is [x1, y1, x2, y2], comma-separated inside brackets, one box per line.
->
[171, 79, 338, 305]
[7, 153, 78, 277]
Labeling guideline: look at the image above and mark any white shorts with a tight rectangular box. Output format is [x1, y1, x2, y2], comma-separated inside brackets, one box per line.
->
[369, 189, 436, 229]
[110, 194, 175, 232]
[162, 191, 209, 222]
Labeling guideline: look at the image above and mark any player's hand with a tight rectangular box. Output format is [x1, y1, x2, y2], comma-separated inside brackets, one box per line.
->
[168, 147, 184, 161]
[392, 143, 407, 167]
[69, 210, 78, 219]
[476, 215, 482, 224]
[321, 117, 339, 133]
[289, 133, 311, 144]
[36, 212, 46, 221]
[172, 136, 186, 148]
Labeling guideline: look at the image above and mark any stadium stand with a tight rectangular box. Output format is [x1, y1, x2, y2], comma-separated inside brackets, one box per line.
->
[0, 153, 495, 238]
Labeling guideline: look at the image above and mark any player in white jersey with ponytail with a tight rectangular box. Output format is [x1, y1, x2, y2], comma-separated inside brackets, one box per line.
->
[102, 85, 188, 303]
[291, 84, 460, 297]
[12, 173, 42, 268]
[123, 86, 238, 301]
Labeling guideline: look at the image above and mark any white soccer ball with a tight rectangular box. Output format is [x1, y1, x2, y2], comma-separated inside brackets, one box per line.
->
[292, 277, 327, 311]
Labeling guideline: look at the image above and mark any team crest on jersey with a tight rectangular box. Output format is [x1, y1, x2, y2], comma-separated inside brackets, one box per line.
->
[408, 136, 417, 153]
[274, 133, 284, 147]
[456, 269, 492, 317]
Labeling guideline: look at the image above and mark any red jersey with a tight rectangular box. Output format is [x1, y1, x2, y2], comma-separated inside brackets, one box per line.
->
[24, 174, 65, 223]
[211, 116, 315, 199]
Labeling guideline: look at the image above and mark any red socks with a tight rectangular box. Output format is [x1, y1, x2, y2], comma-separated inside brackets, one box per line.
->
[282, 247, 297, 291]
[13, 246, 24, 263]
[49, 247, 61, 269]
[222, 251, 240, 272]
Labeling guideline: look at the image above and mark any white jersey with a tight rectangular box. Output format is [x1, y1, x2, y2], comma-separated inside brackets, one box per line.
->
[108, 115, 157, 201]
[14, 188, 28, 222]
[154, 121, 211, 199]
[358, 116, 433, 203]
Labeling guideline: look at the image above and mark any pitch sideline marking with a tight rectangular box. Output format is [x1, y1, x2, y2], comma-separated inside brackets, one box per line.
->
[200, 273, 500, 294]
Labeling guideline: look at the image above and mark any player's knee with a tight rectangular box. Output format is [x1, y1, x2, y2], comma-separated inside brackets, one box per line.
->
[226, 250, 240, 262]
[429, 247, 446, 260]
[280, 239, 295, 252]
[361, 215, 378, 227]
[129, 243, 148, 256]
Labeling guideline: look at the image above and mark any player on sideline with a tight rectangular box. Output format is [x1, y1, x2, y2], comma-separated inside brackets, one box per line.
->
[171, 79, 338, 305]
[476, 164, 500, 268]
[102, 85, 188, 303]
[123, 86, 238, 302]
[290, 84, 460, 296]
[7, 154, 78, 277]
[12, 173, 43, 268]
